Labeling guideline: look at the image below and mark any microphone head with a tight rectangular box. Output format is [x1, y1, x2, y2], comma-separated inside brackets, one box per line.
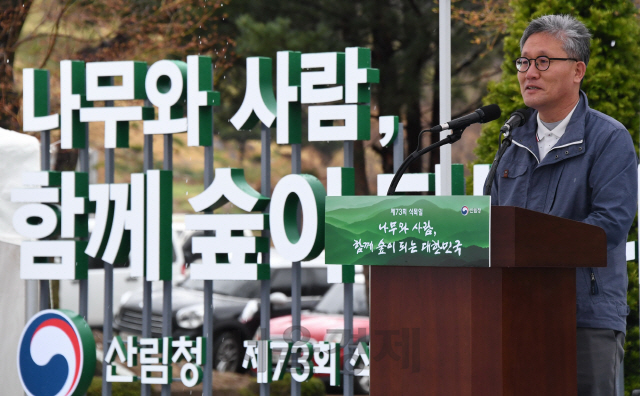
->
[512, 107, 533, 127]
[478, 104, 501, 123]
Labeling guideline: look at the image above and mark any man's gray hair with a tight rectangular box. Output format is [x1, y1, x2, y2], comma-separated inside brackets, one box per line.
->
[520, 15, 591, 66]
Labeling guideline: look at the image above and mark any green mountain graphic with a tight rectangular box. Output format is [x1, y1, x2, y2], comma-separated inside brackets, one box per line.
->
[325, 196, 490, 267]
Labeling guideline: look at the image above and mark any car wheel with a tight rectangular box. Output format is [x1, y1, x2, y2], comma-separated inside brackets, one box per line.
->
[213, 331, 243, 373]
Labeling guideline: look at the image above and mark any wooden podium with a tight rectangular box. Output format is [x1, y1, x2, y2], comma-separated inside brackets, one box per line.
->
[370, 206, 606, 396]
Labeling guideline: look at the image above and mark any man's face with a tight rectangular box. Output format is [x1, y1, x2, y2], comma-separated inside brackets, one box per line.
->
[518, 32, 583, 121]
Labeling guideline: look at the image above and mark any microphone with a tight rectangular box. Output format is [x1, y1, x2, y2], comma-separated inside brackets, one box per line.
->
[430, 104, 501, 133]
[500, 108, 532, 134]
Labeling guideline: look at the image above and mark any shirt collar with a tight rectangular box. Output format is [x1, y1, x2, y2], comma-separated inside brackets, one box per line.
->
[536, 100, 580, 140]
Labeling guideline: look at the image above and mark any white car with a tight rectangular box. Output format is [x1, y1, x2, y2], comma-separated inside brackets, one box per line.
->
[58, 225, 185, 327]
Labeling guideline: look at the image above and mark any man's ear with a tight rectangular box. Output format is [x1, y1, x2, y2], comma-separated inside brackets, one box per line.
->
[575, 61, 587, 83]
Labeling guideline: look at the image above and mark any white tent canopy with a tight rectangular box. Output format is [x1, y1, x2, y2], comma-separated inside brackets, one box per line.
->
[0, 126, 39, 396]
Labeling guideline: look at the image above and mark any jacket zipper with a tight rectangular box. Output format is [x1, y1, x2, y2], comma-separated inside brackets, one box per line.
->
[512, 140, 540, 164]
[589, 268, 599, 295]
[512, 139, 584, 163]
[548, 139, 584, 152]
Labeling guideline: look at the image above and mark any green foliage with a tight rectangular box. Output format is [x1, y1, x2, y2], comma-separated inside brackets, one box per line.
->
[234, 15, 340, 57]
[475, 2, 640, 394]
[240, 373, 326, 396]
[475, 0, 640, 165]
[627, 259, 640, 395]
[86, 377, 147, 396]
[627, 222, 639, 395]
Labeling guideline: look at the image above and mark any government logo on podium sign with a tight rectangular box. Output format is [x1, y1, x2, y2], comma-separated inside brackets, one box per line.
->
[18, 309, 96, 396]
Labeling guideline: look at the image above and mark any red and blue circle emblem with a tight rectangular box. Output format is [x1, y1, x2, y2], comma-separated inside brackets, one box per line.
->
[461, 206, 469, 216]
[17, 309, 96, 396]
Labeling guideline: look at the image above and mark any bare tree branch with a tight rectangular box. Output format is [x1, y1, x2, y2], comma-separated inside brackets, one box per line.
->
[39, 0, 73, 68]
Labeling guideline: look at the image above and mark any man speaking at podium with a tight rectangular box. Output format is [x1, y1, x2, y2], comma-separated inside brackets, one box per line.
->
[489, 15, 637, 395]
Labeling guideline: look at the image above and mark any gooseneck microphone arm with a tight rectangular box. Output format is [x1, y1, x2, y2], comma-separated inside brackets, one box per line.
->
[386, 127, 466, 196]
[386, 104, 502, 196]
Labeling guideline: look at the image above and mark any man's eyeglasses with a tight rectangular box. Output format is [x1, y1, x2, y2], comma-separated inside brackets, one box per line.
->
[514, 56, 578, 72]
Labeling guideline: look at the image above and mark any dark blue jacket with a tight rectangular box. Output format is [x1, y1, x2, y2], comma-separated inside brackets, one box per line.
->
[490, 91, 637, 333]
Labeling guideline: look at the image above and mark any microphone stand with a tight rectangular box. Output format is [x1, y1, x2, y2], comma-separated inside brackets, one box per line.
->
[482, 129, 513, 196]
[387, 127, 466, 196]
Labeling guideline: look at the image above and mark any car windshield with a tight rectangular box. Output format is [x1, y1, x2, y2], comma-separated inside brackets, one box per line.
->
[314, 284, 368, 316]
[180, 279, 260, 299]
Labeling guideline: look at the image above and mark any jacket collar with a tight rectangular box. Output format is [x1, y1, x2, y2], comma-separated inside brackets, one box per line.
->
[511, 113, 541, 163]
[511, 90, 588, 164]
[554, 90, 587, 147]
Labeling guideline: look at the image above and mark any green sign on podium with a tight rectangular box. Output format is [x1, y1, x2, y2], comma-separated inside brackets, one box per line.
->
[325, 196, 491, 267]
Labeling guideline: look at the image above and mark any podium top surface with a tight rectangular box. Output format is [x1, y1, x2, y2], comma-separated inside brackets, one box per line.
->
[491, 206, 606, 268]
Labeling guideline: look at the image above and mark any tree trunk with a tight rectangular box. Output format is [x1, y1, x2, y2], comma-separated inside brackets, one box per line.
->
[0, 0, 33, 131]
[405, 91, 423, 174]
[429, 58, 440, 174]
[370, 0, 400, 175]
[53, 149, 79, 171]
[353, 140, 369, 196]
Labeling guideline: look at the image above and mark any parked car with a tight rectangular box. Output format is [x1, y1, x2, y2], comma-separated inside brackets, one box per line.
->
[266, 281, 370, 394]
[58, 223, 185, 327]
[114, 262, 331, 373]
[181, 230, 286, 268]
